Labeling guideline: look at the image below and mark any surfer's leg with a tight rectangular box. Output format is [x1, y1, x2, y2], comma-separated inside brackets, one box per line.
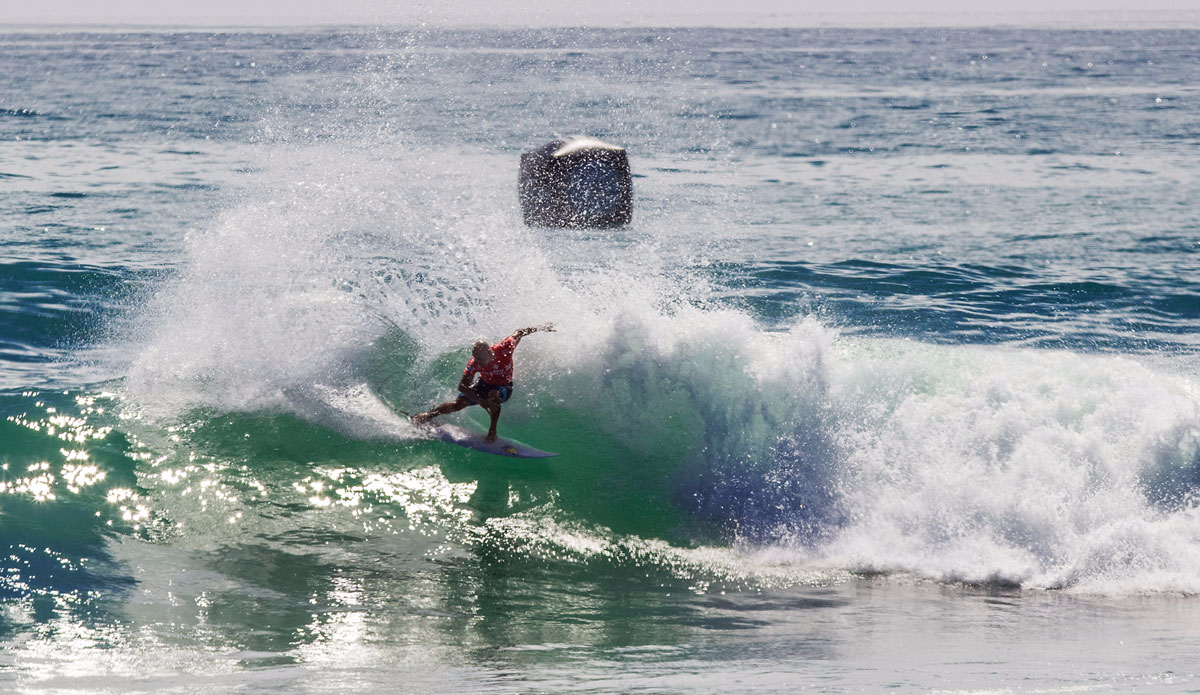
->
[483, 390, 502, 442]
[414, 396, 469, 423]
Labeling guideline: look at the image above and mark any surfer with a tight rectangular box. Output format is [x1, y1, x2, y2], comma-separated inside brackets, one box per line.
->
[413, 324, 555, 442]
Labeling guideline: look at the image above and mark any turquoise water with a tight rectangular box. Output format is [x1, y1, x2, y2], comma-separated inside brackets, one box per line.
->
[2, 27, 1200, 692]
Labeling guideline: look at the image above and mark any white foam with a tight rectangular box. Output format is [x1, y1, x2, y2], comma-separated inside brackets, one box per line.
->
[800, 342, 1200, 594]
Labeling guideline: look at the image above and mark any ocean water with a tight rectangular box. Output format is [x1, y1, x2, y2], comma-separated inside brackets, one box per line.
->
[2, 25, 1200, 693]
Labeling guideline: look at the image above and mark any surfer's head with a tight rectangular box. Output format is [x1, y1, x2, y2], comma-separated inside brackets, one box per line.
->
[472, 341, 494, 366]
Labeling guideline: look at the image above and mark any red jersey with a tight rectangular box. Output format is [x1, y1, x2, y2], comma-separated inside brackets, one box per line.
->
[463, 335, 518, 385]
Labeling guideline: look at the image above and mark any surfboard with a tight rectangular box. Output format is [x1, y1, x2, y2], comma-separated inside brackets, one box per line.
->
[417, 421, 559, 459]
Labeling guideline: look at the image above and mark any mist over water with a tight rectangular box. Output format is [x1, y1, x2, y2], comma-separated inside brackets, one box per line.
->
[3, 25, 1200, 693]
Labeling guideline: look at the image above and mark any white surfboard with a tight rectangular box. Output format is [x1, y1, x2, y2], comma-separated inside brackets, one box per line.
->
[419, 421, 559, 459]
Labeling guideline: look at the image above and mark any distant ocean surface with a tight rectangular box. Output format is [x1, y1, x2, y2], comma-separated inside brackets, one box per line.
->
[2, 26, 1199, 693]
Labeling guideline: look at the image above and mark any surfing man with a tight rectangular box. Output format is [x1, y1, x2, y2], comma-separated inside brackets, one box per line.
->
[413, 324, 555, 442]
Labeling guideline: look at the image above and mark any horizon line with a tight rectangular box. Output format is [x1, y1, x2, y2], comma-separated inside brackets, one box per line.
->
[3, 9, 1200, 32]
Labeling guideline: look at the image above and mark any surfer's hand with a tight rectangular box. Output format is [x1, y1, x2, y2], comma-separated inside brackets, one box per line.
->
[516, 324, 553, 339]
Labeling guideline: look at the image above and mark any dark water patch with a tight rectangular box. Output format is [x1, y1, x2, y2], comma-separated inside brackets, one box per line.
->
[1009, 231, 1083, 243]
[703, 593, 850, 612]
[828, 258, 902, 272]
[0, 107, 41, 118]
[960, 263, 1036, 280]
[1143, 102, 1184, 111]
[22, 205, 62, 214]
[0, 391, 143, 599]
[1022, 280, 1130, 301]
[1147, 293, 1200, 318]
[48, 191, 88, 199]
[0, 260, 131, 383]
[0, 340, 52, 363]
[262, 527, 368, 548]
[677, 614, 770, 630]
[0, 171, 34, 180]
[709, 259, 1196, 354]
[153, 182, 215, 191]
[0, 543, 135, 600]
[204, 544, 341, 597]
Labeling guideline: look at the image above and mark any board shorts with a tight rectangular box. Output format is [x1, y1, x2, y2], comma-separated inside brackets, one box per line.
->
[461, 380, 513, 404]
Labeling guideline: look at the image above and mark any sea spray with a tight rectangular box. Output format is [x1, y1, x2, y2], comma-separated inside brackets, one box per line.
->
[121, 142, 551, 415]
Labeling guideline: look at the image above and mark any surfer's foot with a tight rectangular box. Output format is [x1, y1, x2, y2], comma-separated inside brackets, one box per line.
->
[412, 412, 434, 425]
[485, 432, 497, 443]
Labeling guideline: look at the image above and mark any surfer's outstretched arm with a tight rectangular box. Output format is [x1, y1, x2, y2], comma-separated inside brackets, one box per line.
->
[510, 323, 555, 344]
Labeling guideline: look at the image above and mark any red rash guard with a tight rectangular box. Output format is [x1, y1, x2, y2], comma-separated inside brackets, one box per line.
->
[463, 335, 518, 385]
